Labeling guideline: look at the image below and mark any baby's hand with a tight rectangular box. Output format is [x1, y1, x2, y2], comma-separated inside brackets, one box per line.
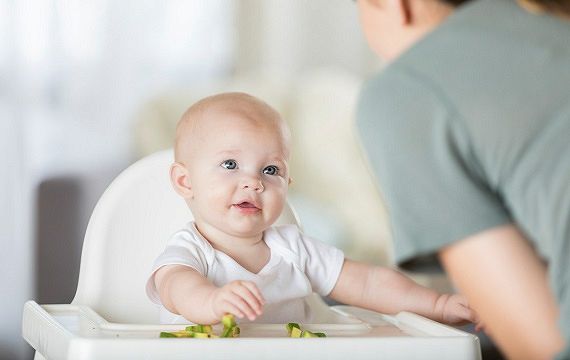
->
[208, 280, 264, 321]
[439, 293, 479, 326]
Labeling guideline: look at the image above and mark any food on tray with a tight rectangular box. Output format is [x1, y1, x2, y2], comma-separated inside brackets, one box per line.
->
[185, 324, 213, 334]
[159, 329, 216, 338]
[286, 322, 302, 337]
[286, 322, 326, 338]
[160, 316, 327, 339]
[159, 314, 240, 338]
[221, 313, 240, 338]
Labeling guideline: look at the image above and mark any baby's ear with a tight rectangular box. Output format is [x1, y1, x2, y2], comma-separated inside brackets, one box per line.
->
[170, 162, 193, 198]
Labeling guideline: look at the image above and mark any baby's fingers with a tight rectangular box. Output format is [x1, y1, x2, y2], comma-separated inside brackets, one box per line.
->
[220, 300, 247, 320]
[454, 303, 477, 323]
[475, 321, 486, 332]
[231, 283, 264, 318]
[225, 292, 260, 321]
[239, 281, 265, 307]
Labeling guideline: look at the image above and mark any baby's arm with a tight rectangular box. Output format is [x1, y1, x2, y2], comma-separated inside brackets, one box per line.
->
[154, 264, 264, 324]
[328, 260, 477, 325]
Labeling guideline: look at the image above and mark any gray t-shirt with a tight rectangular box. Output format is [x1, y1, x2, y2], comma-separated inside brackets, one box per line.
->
[356, 0, 570, 356]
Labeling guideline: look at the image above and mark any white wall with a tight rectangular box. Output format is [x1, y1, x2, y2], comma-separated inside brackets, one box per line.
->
[235, 0, 375, 75]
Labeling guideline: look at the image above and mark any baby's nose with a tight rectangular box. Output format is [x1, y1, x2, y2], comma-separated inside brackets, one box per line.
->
[242, 178, 264, 192]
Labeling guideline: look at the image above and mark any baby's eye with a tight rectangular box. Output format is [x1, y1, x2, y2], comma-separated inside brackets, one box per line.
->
[220, 159, 238, 170]
[263, 165, 279, 176]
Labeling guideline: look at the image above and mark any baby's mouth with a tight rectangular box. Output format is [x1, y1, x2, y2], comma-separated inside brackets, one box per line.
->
[235, 201, 259, 209]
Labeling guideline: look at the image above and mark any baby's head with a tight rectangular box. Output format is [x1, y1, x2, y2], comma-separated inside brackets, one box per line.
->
[170, 92, 291, 241]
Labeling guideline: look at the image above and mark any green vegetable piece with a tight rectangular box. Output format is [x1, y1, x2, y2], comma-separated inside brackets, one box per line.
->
[177, 330, 195, 338]
[192, 332, 212, 338]
[222, 314, 236, 329]
[202, 325, 213, 334]
[186, 324, 213, 334]
[221, 314, 239, 338]
[290, 327, 302, 338]
[221, 327, 230, 338]
[230, 326, 240, 338]
[301, 330, 319, 338]
[285, 323, 326, 338]
[221, 326, 233, 338]
[300, 330, 326, 338]
[221, 325, 240, 338]
[286, 323, 301, 336]
[161, 314, 240, 339]
[163, 330, 194, 338]
[185, 325, 198, 333]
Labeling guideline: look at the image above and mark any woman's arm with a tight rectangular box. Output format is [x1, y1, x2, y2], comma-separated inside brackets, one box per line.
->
[328, 259, 475, 324]
[439, 224, 565, 360]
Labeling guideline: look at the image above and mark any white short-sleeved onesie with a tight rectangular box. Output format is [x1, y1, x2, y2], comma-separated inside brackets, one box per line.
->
[146, 222, 344, 324]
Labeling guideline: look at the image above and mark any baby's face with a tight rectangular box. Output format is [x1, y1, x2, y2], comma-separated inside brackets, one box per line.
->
[179, 106, 290, 240]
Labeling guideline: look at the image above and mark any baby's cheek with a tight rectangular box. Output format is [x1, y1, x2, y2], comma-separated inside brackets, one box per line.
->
[267, 197, 287, 222]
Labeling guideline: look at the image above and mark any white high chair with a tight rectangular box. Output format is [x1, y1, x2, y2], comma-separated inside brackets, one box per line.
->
[22, 150, 481, 360]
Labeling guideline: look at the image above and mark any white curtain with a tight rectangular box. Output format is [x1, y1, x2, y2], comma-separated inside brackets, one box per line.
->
[3, 0, 235, 177]
[1, 1, 234, 358]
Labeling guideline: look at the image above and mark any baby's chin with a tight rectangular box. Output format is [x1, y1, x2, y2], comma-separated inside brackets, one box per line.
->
[224, 219, 273, 238]
[194, 218, 265, 239]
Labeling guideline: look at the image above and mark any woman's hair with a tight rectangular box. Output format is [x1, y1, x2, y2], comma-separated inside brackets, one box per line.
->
[524, 0, 570, 16]
[439, 0, 570, 16]
[438, 0, 472, 5]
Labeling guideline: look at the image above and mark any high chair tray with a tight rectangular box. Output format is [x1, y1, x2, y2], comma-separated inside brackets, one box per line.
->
[23, 300, 481, 360]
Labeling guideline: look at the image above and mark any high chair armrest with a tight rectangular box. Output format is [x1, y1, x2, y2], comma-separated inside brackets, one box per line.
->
[23, 301, 75, 360]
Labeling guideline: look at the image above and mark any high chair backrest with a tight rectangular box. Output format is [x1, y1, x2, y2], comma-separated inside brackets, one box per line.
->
[72, 149, 300, 324]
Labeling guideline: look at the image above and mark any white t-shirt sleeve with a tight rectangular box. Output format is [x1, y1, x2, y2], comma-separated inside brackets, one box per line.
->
[271, 225, 345, 297]
[145, 227, 213, 304]
[301, 232, 345, 296]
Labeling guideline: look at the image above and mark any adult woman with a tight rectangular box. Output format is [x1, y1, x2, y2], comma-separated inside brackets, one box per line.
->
[354, 0, 570, 359]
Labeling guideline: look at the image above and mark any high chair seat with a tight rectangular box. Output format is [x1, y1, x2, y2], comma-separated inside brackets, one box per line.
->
[74, 149, 301, 324]
[23, 149, 302, 359]
[22, 150, 481, 360]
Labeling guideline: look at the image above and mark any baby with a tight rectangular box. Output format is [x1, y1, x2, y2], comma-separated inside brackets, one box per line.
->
[146, 92, 478, 326]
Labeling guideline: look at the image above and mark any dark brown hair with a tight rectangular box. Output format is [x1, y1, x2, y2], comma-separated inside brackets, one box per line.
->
[439, 0, 570, 16]
[525, 0, 570, 16]
[438, 0, 473, 5]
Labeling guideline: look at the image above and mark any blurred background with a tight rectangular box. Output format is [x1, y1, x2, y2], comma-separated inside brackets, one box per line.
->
[0, 1, 453, 359]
